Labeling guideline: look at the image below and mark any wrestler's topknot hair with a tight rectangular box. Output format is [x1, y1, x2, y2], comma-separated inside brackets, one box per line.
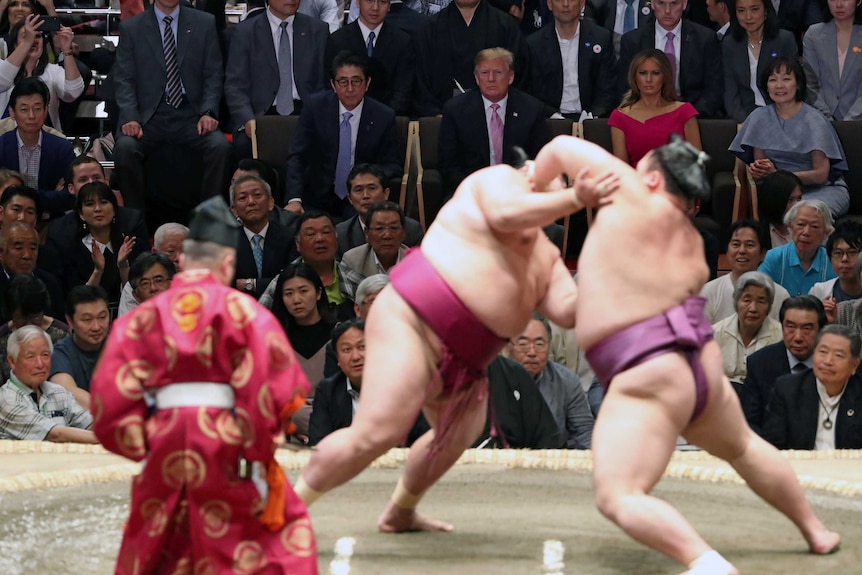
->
[651, 134, 711, 202]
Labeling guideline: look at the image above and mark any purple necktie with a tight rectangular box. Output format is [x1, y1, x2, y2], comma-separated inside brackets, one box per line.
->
[334, 111, 353, 199]
[664, 32, 677, 88]
[490, 103, 503, 166]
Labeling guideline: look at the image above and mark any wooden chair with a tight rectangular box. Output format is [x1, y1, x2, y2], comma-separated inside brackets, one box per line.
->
[698, 119, 741, 246]
[250, 115, 301, 205]
[414, 116, 446, 229]
[394, 116, 415, 211]
[832, 120, 862, 222]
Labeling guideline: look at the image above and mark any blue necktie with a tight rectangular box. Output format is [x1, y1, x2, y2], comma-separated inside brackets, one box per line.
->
[334, 112, 353, 199]
[277, 21, 294, 115]
[163, 16, 182, 108]
[251, 234, 263, 278]
[623, 0, 635, 34]
[367, 31, 375, 57]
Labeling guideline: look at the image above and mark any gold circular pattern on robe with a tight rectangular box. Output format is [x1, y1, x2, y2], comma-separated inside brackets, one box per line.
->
[115, 414, 147, 459]
[146, 408, 178, 440]
[125, 305, 156, 340]
[266, 331, 294, 371]
[140, 498, 169, 537]
[231, 541, 266, 575]
[229, 348, 254, 389]
[215, 411, 243, 446]
[115, 359, 156, 400]
[280, 517, 316, 557]
[225, 291, 258, 330]
[197, 407, 220, 441]
[257, 385, 275, 421]
[233, 407, 255, 448]
[170, 288, 208, 333]
[193, 558, 215, 575]
[168, 557, 192, 575]
[195, 326, 215, 368]
[161, 450, 207, 490]
[164, 334, 178, 371]
[200, 499, 232, 538]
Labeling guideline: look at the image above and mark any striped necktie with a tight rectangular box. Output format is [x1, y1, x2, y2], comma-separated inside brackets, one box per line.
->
[163, 15, 182, 108]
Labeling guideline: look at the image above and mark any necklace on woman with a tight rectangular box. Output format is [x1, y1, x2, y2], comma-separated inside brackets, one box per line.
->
[748, 39, 763, 50]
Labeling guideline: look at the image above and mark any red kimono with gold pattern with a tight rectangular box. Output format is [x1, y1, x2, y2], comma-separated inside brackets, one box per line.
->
[91, 270, 317, 575]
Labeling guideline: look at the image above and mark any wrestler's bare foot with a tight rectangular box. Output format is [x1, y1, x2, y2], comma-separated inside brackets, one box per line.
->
[679, 550, 737, 575]
[808, 530, 841, 555]
[377, 502, 454, 533]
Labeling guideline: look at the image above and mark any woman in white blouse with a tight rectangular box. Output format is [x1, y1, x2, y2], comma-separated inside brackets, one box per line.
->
[0, 14, 83, 133]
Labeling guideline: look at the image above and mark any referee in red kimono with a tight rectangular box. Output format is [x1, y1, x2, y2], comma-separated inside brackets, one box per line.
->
[90, 197, 317, 575]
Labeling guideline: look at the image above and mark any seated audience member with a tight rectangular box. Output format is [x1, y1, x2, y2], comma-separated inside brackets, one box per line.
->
[701, 219, 790, 323]
[260, 211, 363, 321]
[0, 325, 96, 443]
[609, 49, 701, 167]
[525, 0, 616, 119]
[283, 51, 402, 217]
[298, 0, 341, 33]
[763, 324, 862, 450]
[506, 312, 594, 449]
[616, 1, 723, 118]
[57, 182, 149, 310]
[758, 199, 836, 296]
[803, 0, 862, 121]
[412, 0, 528, 117]
[324, 0, 415, 116]
[117, 252, 176, 317]
[230, 174, 298, 297]
[310, 318, 429, 446]
[0, 221, 64, 321]
[271, 263, 337, 438]
[49, 285, 110, 410]
[742, 295, 825, 434]
[439, 48, 549, 197]
[342, 200, 407, 277]
[64, 155, 106, 196]
[0, 77, 74, 216]
[730, 56, 849, 217]
[0, 168, 23, 197]
[757, 170, 803, 248]
[335, 163, 423, 256]
[0, 273, 69, 384]
[474, 355, 565, 449]
[153, 222, 188, 271]
[548, 318, 603, 417]
[830, 253, 862, 328]
[809, 220, 862, 304]
[0, 183, 36, 229]
[708, 0, 732, 40]
[712, 271, 783, 389]
[721, 0, 798, 122]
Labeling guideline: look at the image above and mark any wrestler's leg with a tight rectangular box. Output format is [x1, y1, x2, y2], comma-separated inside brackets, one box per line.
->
[592, 353, 731, 572]
[683, 344, 840, 555]
[377, 389, 488, 533]
[297, 288, 440, 502]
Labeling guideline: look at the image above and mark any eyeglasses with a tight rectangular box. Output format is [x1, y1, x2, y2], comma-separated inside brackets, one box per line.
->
[832, 249, 861, 260]
[511, 338, 548, 352]
[334, 77, 365, 88]
[138, 276, 168, 290]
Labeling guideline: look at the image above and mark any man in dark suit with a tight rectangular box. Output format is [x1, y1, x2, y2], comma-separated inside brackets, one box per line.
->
[742, 295, 826, 435]
[335, 163, 423, 256]
[706, 0, 730, 41]
[584, 0, 653, 56]
[439, 47, 550, 196]
[0, 222, 65, 323]
[617, 0, 723, 118]
[283, 51, 402, 218]
[230, 174, 298, 297]
[0, 78, 75, 218]
[112, 0, 231, 210]
[325, 0, 415, 116]
[763, 324, 862, 450]
[775, 0, 825, 52]
[526, 0, 617, 118]
[224, 0, 329, 160]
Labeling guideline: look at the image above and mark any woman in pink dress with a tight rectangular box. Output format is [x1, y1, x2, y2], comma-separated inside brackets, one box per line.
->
[609, 49, 702, 166]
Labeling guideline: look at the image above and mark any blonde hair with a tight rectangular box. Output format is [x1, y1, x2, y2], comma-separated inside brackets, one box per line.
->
[474, 47, 514, 72]
[619, 49, 678, 108]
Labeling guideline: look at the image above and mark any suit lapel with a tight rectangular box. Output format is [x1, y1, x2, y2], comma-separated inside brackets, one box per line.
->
[145, 9, 167, 73]
[840, 25, 862, 88]
[294, 16, 310, 90]
[578, 24, 596, 105]
[503, 91, 521, 152]
[836, 376, 861, 448]
[679, 21, 692, 88]
[801, 373, 821, 448]
[176, 7, 191, 72]
[471, 92, 491, 158]
[256, 14, 279, 81]
[261, 222, 283, 272]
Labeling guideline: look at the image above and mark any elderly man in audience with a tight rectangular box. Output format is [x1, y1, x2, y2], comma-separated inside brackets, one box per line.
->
[712, 271, 783, 391]
[117, 252, 176, 316]
[742, 295, 826, 435]
[342, 200, 408, 277]
[0, 325, 96, 443]
[353, 273, 388, 320]
[506, 312, 594, 449]
[153, 222, 188, 271]
[526, 0, 617, 119]
[336, 163, 423, 256]
[260, 211, 363, 321]
[809, 220, 862, 307]
[763, 324, 862, 450]
[231, 174, 298, 297]
[49, 285, 110, 410]
[283, 51, 402, 217]
[759, 199, 836, 296]
[0, 221, 64, 321]
[0, 184, 38, 228]
[701, 218, 790, 323]
[224, 0, 328, 160]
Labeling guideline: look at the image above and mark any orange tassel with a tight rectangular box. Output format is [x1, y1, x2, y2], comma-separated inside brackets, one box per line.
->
[260, 459, 286, 531]
[279, 393, 306, 435]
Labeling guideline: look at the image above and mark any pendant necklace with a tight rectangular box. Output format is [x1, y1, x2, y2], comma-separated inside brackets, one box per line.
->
[817, 395, 840, 430]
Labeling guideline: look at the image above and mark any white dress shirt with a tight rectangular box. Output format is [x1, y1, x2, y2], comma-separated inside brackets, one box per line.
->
[558, 26, 583, 114]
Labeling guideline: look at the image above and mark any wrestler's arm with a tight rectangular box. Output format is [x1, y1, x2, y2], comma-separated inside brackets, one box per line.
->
[537, 255, 578, 329]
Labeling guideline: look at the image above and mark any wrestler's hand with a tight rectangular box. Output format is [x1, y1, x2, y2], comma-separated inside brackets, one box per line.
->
[573, 167, 619, 208]
[823, 296, 837, 324]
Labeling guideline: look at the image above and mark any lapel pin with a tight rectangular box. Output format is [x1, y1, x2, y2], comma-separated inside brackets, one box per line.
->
[853, 46, 861, 53]
[513, 112, 519, 117]
[585, 42, 591, 47]
[848, 409, 855, 417]
[593, 44, 602, 53]
[642, 6, 651, 15]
